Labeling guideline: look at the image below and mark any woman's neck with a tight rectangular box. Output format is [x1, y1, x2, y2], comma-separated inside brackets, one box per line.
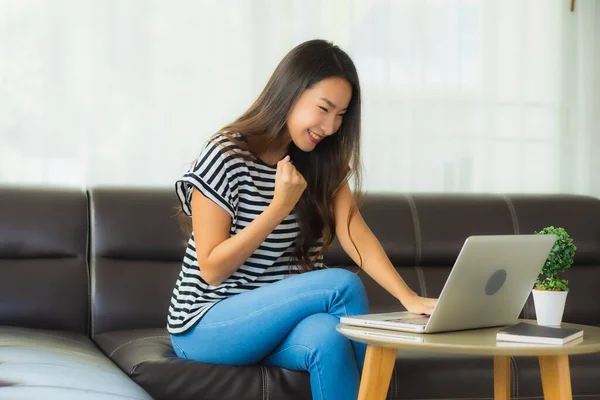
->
[256, 136, 292, 166]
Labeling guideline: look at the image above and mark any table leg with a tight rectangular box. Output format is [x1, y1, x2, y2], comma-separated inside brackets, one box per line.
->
[538, 355, 572, 400]
[357, 345, 397, 400]
[494, 356, 511, 400]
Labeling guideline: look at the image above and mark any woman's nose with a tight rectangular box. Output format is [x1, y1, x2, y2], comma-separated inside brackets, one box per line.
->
[320, 115, 338, 136]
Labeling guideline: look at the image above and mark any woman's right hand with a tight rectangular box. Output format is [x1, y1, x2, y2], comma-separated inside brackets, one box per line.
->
[402, 293, 438, 315]
[272, 155, 307, 213]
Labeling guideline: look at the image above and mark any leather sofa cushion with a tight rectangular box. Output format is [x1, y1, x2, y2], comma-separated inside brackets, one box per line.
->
[0, 326, 151, 399]
[510, 195, 600, 265]
[93, 328, 312, 400]
[91, 328, 502, 400]
[411, 194, 515, 266]
[324, 194, 418, 266]
[89, 188, 185, 336]
[0, 187, 89, 333]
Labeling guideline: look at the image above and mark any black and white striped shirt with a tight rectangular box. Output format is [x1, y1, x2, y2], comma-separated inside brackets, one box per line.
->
[168, 133, 324, 334]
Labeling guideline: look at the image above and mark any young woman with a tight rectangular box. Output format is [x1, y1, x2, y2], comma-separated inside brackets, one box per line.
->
[168, 39, 437, 400]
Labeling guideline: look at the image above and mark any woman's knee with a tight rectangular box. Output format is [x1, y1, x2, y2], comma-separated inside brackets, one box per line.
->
[325, 268, 368, 303]
[299, 313, 352, 354]
[319, 267, 362, 290]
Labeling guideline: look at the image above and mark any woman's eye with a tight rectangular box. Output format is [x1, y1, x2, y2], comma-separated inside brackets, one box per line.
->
[337, 114, 345, 119]
[319, 106, 328, 112]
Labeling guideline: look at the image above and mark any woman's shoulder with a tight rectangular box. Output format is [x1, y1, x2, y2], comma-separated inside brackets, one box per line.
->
[205, 132, 245, 152]
[200, 132, 249, 160]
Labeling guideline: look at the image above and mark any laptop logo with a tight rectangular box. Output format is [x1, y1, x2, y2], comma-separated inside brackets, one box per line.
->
[485, 269, 507, 295]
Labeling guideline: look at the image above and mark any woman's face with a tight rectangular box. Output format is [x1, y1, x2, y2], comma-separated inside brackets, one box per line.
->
[286, 77, 352, 152]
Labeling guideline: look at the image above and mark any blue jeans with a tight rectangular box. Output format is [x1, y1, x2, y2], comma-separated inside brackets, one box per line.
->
[170, 268, 370, 400]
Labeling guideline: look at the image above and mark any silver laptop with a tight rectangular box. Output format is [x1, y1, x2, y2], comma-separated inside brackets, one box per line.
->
[340, 234, 556, 334]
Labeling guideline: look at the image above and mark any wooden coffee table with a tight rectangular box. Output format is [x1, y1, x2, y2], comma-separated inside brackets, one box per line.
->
[337, 320, 600, 400]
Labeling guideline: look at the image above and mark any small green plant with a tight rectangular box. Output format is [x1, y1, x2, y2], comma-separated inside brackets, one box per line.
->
[534, 226, 576, 291]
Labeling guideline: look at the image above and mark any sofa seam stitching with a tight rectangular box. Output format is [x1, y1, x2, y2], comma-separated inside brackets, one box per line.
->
[109, 335, 170, 358]
[84, 189, 92, 337]
[405, 194, 422, 266]
[501, 195, 527, 318]
[265, 365, 269, 400]
[260, 365, 266, 400]
[501, 195, 520, 235]
[405, 194, 427, 297]
[88, 189, 96, 338]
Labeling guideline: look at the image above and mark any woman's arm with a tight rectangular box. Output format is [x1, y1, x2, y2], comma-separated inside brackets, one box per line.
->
[333, 182, 437, 314]
[191, 188, 290, 287]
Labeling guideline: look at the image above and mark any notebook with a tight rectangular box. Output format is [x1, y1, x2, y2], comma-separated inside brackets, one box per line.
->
[496, 322, 584, 345]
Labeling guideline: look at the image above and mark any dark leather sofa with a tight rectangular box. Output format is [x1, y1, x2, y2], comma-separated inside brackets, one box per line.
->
[1, 185, 599, 399]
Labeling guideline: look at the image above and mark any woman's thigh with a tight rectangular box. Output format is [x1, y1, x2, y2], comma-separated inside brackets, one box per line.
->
[171, 268, 368, 364]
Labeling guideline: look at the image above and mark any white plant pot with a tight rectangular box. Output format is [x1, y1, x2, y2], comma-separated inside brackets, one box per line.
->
[532, 289, 568, 326]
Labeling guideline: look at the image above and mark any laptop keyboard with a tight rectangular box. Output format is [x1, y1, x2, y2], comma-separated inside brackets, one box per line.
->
[386, 317, 430, 325]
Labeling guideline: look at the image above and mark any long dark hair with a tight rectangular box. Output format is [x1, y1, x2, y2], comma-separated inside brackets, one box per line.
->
[186, 39, 364, 272]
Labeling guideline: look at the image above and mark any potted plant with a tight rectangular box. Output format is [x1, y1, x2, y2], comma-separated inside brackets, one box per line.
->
[532, 226, 577, 326]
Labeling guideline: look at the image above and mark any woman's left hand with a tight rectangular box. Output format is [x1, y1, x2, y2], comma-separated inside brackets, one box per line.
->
[402, 293, 438, 315]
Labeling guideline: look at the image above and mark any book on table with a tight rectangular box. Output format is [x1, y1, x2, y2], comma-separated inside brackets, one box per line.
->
[496, 322, 584, 345]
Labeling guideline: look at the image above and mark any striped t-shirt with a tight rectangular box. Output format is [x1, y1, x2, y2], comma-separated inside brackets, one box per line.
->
[168, 133, 324, 334]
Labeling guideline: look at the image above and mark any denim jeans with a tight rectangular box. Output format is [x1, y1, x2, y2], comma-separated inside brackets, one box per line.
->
[170, 268, 370, 400]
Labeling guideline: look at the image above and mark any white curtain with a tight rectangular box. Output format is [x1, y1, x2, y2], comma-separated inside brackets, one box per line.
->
[1, 0, 598, 195]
